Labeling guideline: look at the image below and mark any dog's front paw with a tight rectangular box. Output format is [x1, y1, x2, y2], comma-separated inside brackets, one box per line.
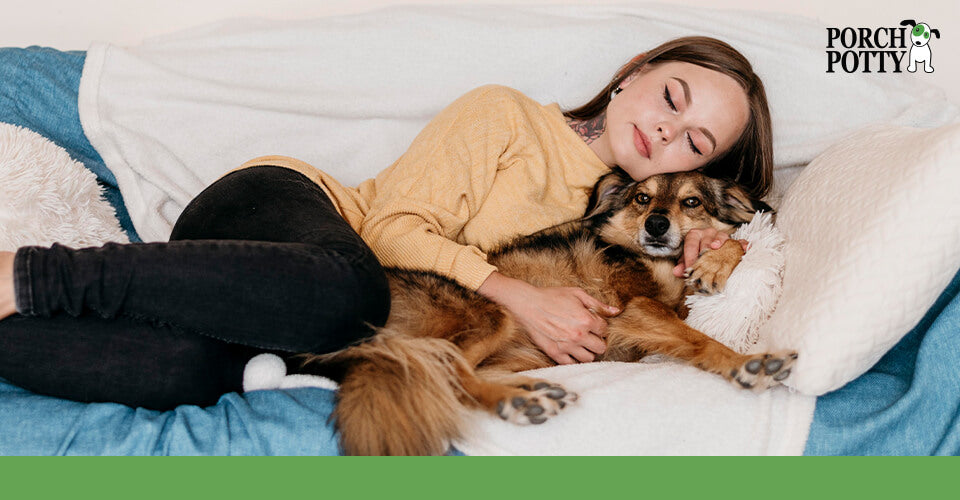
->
[684, 239, 744, 294]
[496, 382, 578, 425]
[729, 351, 797, 391]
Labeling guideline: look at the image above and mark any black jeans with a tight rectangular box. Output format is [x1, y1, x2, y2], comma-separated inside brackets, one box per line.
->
[0, 166, 390, 410]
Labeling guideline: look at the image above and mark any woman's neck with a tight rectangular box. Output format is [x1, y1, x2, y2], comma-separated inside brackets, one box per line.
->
[566, 112, 616, 167]
[565, 112, 606, 145]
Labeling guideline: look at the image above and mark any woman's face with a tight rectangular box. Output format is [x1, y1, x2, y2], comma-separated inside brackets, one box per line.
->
[592, 61, 751, 181]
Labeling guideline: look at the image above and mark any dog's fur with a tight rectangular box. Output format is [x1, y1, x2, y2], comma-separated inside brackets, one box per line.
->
[298, 169, 796, 456]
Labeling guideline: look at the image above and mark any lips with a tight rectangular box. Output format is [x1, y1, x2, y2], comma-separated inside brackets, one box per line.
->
[633, 126, 650, 159]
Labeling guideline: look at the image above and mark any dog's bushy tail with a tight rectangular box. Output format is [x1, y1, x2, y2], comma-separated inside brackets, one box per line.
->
[300, 329, 472, 455]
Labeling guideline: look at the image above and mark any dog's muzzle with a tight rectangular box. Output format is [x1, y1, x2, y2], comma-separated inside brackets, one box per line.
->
[640, 214, 681, 257]
[645, 214, 670, 237]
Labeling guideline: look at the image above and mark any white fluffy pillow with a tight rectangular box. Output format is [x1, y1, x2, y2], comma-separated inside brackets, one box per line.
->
[757, 123, 960, 395]
[0, 123, 128, 250]
[684, 211, 785, 354]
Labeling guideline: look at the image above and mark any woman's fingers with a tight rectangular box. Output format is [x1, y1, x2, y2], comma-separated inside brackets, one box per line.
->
[554, 353, 578, 365]
[675, 228, 739, 276]
[533, 331, 575, 365]
[681, 229, 706, 271]
[574, 324, 608, 354]
[673, 261, 686, 277]
[510, 285, 617, 365]
[560, 343, 597, 363]
[573, 288, 620, 317]
[709, 231, 730, 249]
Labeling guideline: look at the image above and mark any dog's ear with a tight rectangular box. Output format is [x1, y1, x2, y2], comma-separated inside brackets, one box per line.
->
[900, 19, 917, 28]
[584, 167, 635, 220]
[931, 28, 940, 38]
[718, 181, 774, 225]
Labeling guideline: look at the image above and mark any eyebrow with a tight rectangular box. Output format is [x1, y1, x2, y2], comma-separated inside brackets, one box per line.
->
[671, 77, 717, 154]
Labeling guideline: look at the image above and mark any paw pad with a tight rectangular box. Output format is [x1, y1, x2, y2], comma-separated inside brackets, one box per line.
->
[496, 381, 577, 425]
[731, 351, 797, 391]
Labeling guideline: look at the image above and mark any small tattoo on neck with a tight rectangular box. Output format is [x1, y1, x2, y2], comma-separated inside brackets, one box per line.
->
[566, 113, 605, 145]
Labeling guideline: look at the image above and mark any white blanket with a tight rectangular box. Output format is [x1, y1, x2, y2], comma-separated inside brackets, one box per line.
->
[76, 3, 959, 455]
[454, 359, 813, 456]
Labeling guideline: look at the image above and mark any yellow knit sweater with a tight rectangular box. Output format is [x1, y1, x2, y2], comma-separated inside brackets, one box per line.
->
[221, 85, 611, 290]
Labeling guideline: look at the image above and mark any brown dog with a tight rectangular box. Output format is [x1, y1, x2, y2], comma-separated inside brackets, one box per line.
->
[298, 168, 796, 455]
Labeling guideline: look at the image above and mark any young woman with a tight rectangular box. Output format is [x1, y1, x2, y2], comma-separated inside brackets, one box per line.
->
[0, 36, 772, 410]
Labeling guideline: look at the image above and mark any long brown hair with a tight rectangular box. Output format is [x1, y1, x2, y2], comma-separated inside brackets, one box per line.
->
[564, 36, 774, 200]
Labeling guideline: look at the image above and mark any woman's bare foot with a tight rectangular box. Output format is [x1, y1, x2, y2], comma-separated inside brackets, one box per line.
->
[0, 250, 17, 320]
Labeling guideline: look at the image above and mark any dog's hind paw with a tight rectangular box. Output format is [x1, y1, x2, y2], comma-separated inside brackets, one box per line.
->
[729, 351, 797, 391]
[496, 382, 578, 425]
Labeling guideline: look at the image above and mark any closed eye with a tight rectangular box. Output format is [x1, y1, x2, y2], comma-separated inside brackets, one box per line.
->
[664, 85, 704, 156]
[663, 85, 676, 111]
[687, 134, 703, 156]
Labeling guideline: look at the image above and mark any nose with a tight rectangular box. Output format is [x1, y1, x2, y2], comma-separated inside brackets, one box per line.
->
[645, 214, 670, 237]
[657, 124, 674, 144]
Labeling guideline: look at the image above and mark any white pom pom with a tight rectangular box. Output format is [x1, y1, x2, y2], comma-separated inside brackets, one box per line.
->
[243, 353, 288, 392]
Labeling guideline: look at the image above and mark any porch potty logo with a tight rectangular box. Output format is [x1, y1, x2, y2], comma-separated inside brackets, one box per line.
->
[826, 19, 940, 73]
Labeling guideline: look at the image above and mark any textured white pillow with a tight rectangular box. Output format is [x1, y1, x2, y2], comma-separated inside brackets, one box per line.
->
[757, 123, 960, 395]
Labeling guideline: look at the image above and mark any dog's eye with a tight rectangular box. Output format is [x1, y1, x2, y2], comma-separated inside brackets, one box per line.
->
[682, 197, 701, 208]
[636, 193, 651, 204]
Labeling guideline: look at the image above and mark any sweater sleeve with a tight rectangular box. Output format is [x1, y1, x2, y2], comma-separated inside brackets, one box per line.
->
[358, 85, 516, 290]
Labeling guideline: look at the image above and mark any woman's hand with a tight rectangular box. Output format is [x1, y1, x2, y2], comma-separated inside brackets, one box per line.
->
[672, 228, 748, 278]
[477, 271, 618, 365]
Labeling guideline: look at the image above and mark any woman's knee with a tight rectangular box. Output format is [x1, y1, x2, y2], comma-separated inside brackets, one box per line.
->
[170, 165, 338, 242]
[352, 251, 391, 329]
[292, 246, 390, 353]
[297, 227, 391, 329]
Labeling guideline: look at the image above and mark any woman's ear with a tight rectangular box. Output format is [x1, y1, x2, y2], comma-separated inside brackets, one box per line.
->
[619, 70, 640, 89]
[619, 64, 652, 89]
[584, 168, 635, 219]
[718, 181, 773, 225]
[617, 52, 650, 87]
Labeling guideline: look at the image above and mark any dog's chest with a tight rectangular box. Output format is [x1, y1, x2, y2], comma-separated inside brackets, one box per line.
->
[491, 237, 686, 311]
[600, 252, 685, 309]
[647, 260, 686, 309]
[492, 240, 605, 290]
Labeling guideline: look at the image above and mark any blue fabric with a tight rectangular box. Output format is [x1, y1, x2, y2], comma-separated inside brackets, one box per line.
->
[0, 46, 140, 242]
[804, 267, 960, 455]
[0, 381, 344, 455]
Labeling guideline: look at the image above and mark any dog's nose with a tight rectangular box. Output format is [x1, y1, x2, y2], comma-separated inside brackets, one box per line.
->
[645, 214, 670, 237]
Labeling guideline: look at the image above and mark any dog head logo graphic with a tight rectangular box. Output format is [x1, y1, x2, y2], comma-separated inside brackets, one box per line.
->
[900, 19, 940, 73]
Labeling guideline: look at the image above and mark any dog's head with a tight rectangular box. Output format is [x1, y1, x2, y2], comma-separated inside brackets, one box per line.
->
[584, 168, 772, 259]
[901, 19, 940, 47]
